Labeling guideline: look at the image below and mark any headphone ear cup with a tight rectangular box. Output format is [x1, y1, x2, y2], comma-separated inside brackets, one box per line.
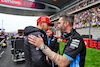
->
[61, 29, 74, 39]
[70, 28, 74, 34]
[61, 32, 68, 39]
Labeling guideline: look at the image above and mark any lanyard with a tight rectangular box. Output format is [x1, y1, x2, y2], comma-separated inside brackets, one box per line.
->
[48, 37, 52, 46]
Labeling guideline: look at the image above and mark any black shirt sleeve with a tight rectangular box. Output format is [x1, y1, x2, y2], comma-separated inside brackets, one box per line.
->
[63, 38, 83, 61]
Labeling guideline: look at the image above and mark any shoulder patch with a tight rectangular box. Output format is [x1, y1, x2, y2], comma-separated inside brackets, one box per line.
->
[70, 39, 80, 49]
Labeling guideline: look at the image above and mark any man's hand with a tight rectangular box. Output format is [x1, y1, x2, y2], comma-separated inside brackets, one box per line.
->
[28, 35, 72, 67]
[28, 35, 44, 49]
[46, 56, 49, 62]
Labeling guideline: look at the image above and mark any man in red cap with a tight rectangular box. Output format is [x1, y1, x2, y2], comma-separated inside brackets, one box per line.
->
[24, 16, 53, 67]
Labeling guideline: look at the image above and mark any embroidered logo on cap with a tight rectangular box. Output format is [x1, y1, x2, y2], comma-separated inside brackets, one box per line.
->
[41, 17, 46, 22]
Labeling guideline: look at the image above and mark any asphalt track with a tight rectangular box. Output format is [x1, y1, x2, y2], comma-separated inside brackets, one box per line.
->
[0, 40, 25, 67]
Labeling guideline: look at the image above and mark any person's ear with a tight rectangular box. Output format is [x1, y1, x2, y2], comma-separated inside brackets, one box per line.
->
[65, 21, 69, 27]
[64, 21, 67, 27]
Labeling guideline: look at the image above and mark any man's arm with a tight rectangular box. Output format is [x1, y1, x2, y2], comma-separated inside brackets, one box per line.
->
[42, 45, 72, 67]
[28, 35, 72, 67]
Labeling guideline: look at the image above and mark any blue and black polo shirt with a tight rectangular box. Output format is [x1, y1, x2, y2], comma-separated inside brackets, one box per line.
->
[63, 30, 86, 67]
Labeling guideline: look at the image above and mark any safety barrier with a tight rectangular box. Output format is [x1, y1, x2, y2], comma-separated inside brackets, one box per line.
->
[84, 38, 100, 49]
[56, 37, 100, 49]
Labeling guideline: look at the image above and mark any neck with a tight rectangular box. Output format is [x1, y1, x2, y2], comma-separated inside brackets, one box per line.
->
[65, 26, 73, 33]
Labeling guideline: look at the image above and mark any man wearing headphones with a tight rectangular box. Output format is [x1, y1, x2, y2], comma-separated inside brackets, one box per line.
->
[28, 14, 86, 67]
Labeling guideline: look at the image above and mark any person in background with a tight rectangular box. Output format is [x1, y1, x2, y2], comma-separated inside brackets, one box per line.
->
[24, 16, 53, 67]
[46, 29, 59, 67]
[28, 14, 86, 67]
[0, 31, 7, 48]
[47, 29, 59, 54]
[0, 31, 5, 41]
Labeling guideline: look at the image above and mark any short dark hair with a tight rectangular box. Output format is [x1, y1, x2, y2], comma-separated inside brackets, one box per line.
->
[60, 14, 74, 27]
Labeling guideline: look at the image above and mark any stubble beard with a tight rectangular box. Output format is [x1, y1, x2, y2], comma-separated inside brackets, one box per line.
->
[60, 25, 66, 32]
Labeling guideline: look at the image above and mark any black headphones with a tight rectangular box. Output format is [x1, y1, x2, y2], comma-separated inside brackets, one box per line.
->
[61, 28, 75, 40]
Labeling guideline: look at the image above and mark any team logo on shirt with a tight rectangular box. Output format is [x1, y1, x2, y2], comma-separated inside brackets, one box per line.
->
[70, 39, 80, 49]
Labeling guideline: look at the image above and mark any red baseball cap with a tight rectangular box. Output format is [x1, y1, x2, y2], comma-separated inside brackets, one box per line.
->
[37, 16, 54, 26]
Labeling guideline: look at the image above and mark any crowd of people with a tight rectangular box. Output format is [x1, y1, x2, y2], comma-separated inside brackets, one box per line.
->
[74, 5, 100, 24]
[66, 0, 99, 13]
[51, 0, 100, 26]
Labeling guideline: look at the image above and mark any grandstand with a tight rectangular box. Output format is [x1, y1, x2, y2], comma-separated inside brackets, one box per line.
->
[50, 0, 100, 40]
[49, 0, 100, 50]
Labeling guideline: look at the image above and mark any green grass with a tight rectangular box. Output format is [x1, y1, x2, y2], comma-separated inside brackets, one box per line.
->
[59, 42, 65, 55]
[85, 48, 100, 67]
[59, 42, 100, 67]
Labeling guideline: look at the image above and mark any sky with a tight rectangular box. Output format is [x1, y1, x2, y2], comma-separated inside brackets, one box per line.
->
[0, 13, 39, 33]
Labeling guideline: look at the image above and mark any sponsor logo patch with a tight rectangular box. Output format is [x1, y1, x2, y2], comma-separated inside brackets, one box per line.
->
[70, 39, 80, 49]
